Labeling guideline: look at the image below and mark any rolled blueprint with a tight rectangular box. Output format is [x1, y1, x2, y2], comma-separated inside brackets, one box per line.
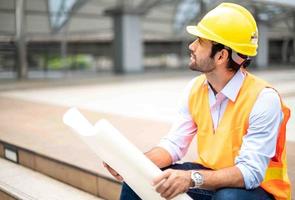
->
[63, 107, 191, 200]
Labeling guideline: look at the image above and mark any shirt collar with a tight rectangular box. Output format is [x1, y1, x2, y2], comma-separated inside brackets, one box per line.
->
[203, 69, 245, 102]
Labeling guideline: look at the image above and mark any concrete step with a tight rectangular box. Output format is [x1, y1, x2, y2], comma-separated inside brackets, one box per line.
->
[0, 158, 104, 200]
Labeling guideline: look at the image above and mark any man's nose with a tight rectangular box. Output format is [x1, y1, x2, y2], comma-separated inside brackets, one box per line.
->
[189, 42, 195, 51]
[189, 40, 197, 51]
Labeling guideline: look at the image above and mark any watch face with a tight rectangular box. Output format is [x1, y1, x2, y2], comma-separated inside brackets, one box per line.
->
[191, 171, 203, 188]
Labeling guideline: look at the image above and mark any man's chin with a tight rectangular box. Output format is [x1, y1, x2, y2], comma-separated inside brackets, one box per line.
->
[189, 63, 199, 71]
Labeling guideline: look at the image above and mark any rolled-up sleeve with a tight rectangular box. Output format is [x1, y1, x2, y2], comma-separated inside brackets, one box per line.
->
[235, 88, 283, 189]
[157, 78, 197, 163]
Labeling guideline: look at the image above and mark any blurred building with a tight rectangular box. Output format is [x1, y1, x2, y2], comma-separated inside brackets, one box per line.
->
[0, 0, 294, 79]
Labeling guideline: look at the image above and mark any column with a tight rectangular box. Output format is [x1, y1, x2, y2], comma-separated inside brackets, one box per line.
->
[256, 22, 269, 69]
[107, 9, 143, 74]
[15, 0, 28, 79]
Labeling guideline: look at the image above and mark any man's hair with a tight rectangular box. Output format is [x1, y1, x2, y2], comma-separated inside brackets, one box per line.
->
[210, 43, 251, 72]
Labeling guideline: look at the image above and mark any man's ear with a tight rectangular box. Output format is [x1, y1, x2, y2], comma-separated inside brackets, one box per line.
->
[215, 49, 229, 65]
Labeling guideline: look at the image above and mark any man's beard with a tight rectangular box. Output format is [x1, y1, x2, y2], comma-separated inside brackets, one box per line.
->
[189, 54, 215, 73]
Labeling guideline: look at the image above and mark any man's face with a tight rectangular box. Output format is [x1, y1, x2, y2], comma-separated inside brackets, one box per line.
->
[188, 37, 215, 73]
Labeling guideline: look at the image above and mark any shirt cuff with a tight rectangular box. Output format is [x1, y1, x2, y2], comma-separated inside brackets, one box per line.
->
[236, 163, 259, 189]
[157, 139, 181, 163]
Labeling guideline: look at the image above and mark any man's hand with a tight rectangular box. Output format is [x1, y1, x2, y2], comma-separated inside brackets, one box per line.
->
[102, 162, 123, 182]
[152, 169, 192, 199]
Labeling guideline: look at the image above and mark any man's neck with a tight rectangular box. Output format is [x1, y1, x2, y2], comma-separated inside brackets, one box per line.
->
[205, 68, 236, 94]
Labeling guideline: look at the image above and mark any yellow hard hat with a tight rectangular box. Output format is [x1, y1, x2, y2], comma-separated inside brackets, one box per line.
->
[186, 3, 258, 56]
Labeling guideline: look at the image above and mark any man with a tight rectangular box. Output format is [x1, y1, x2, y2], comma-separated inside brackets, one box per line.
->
[104, 3, 291, 200]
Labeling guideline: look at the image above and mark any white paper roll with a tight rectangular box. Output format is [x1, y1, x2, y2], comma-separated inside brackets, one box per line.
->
[63, 107, 191, 200]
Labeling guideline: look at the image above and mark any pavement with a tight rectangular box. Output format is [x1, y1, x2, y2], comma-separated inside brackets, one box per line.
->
[0, 68, 294, 198]
[1, 69, 295, 140]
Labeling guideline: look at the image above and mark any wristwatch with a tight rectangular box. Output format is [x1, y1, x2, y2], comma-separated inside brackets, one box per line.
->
[190, 170, 204, 189]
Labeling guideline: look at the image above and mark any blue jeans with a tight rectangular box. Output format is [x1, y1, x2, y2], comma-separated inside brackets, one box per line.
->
[119, 162, 274, 200]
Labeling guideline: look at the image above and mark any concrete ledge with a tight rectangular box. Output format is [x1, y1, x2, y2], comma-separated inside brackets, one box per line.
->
[0, 143, 4, 157]
[0, 189, 17, 200]
[0, 158, 104, 200]
[0, 141, 121, 200]
[0, 183, 32, 200]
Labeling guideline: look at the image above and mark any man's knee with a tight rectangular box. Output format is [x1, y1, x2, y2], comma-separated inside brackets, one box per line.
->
[120, 182, 141, 200]
[121, 182, 132, 192]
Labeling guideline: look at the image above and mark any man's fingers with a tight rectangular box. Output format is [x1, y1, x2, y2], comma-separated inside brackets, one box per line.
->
[109, 169, 123, 181]
[153, 169, 190, 199]
[103, 162, 117, 175]
[108, 167, 118, 175]
[158, 173, 176, 198]
[168, 187, 182, 200]
[115, 174, 123, 181]
[102, 162, 123, 181]
[155, 179, 170, 194]
[118, 176, 123, 181]
[152, 170, 171, 186]
[160, 183, 175, 199]
[154, 170, 176, 198]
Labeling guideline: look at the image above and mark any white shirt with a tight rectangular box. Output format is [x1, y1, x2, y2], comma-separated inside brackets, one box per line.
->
[158, 69, 282, 189]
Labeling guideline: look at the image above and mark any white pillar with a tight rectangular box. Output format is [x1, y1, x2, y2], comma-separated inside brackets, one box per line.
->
[256, 22, 269, 69]
[15, 0, 28, 79]
[108, 10, 143, 74]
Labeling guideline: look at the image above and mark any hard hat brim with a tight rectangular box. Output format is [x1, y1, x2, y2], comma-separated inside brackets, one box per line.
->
[186, 25, 257, 56]
[186, 26, 207, 40]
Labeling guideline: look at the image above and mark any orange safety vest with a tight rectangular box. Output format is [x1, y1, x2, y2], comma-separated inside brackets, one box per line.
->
[188, 71, 291, 200]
